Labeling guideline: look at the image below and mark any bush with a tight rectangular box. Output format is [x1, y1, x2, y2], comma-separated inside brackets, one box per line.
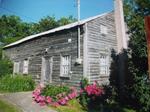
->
[0, 59, 13, 77]
[79, 79, 104, 110]
[41, 85, 71, 101]
[0, 75, 35, 92]
[0, 46, 13, 77]
[129, 74, 150, 112]
[33, 84, 78, 106]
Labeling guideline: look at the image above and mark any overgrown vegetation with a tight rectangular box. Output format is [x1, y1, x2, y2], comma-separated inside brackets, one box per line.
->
[33, 84, 77, 106]
[41, 85, 71, 101]
[108, 0, 150, 112]
[0, 75, 35, 92]
[0, 46, 13, 77]
[124, 0, 150, 111]
[0, 59, 13, 77]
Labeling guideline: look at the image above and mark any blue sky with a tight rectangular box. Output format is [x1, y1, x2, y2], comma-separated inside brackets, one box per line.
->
[0, 0, 114, 23]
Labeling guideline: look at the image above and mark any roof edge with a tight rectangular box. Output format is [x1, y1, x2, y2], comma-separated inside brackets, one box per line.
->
[4, 11, 112, 49]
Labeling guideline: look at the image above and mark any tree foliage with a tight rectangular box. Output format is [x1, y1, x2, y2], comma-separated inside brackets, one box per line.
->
[0, 15, 34, 45]
[120, 0, 150, 111]
[34, 16, 76, 33]
[109, 0, 150, 112]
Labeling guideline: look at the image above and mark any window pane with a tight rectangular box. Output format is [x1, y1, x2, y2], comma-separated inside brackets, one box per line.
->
[23, 60, 29, 74]
[61, 55, 70, 76]
[100, 55, 108, 75]
[100, 25, 107, 35]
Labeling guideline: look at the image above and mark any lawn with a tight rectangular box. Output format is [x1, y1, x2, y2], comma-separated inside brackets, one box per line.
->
[50, 99, 136, 112]
[0, 99, 22, 112]
[51, 99, 86, 112]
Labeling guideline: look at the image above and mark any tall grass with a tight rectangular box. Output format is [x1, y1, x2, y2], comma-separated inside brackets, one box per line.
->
[0, 75, 35, 92]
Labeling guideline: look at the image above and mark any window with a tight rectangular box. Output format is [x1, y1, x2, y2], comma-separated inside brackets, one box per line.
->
[100, 25, 107, 35]
[60, 55, 71, 77]
[23, 59, 29, 74]
[13, 62, 20, 74]
[100, 54, 109, 75]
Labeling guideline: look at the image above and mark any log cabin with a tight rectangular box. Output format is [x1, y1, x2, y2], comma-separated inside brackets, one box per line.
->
[3, 0, 127, 87]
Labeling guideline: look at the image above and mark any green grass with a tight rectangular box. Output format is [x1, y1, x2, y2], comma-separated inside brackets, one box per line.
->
[123, 108, 136, 112]
[50, 99, 136, 112]
[51, 99, 86, 112]
[0, 99, 22, 112]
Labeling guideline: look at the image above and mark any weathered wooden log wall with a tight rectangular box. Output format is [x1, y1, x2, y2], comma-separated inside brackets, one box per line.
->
[85, 12, 117, 84]
[4, 27, 84, 87]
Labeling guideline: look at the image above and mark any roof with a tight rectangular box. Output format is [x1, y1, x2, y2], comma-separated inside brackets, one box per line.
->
[4, 12, 111, 49]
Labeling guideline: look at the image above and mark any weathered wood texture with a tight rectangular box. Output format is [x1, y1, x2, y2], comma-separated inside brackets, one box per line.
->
[4, 12, 117, 86]
[85, 12, 117, 84]
[4, 27, 84, 87]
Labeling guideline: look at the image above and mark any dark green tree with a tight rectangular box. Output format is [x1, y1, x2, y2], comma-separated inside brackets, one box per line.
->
[109, 0, 150, 111]
[35, 16, 59, 32]
[57, 16, 77, 26]
[35, 16, 76, 32]
[123, 0, 150, 111]
[0, 15, 34, 44]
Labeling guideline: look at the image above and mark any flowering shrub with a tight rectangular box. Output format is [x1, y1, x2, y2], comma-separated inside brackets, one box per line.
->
[84, 83, 104, 96]
[79, 80, 104, 109]
[32, 84, 78, 107]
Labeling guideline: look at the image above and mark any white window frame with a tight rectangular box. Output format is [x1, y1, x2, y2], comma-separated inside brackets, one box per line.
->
[60, 55, 71, 77]
[100, 25, 108, 35]
[99, 54, 109, 75]
[23, 59, 29, 74]
[13, 62, 20, 74]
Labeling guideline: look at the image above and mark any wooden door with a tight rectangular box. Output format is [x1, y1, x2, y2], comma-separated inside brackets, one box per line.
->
[41, 57, 53, 83]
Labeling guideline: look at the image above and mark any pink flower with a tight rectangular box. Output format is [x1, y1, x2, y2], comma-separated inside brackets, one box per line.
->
[64, 96, 69, 101]
[33, 85, 79, 107]
[58, 98, 67, 105]
[39, 101, 46, 106]
[35, 95, 45, 102]
[32, 90, 41, 98]
[79, 89, 84, 94]
[68, 93, 73, 99]
[46, 96, 52, 104]
[84, 83, 104, 96]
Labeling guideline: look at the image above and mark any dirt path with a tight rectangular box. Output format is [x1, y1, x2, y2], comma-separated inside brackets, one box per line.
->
[0, 92, 57, 112]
